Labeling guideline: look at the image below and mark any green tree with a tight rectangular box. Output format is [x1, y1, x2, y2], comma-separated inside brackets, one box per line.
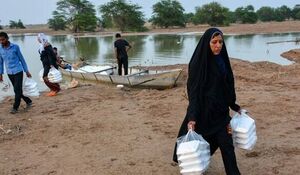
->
[193, 2, 230, 26]
[9, 19, 26, 29]
[48, 11, 67, 31]
[50, 0, 97, 32]
[183, 12, 194, 25]
[17, 19, 26, 28]
[225, 11, 237, 24]
[0, 20, 3, 30]
[295, 11, 300, 20]
[150, 0, 185, 28]
[99, 0, 146, 32]
[234, 5, 258, 24]
[291, 6, 300, 20]
[275, 5, 291, 20]
[9, 20, 17, 29]
[257, 6, 275, 22]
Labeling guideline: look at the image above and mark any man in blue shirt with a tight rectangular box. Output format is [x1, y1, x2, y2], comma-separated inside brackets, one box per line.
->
[0, 32, 32, 114]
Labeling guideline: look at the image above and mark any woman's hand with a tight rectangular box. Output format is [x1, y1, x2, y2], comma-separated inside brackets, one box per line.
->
[187, 121, 196, 130]
[43, 76, 49, 82]
[227, 124, 232, 134]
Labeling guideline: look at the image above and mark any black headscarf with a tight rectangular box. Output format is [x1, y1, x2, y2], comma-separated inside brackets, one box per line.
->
[186, 28, 236, 122]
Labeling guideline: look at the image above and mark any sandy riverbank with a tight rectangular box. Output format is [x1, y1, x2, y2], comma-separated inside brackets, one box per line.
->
[0, 48, 299, 174]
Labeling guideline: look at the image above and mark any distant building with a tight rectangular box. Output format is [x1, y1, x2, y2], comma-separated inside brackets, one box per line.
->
[295, 4, 300, 9]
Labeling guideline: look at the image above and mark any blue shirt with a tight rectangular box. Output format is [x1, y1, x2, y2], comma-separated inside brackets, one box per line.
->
[0, 42, 29, 75]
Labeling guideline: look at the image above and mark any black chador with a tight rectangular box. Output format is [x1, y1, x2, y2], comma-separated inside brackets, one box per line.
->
[173, 28, 241, 175]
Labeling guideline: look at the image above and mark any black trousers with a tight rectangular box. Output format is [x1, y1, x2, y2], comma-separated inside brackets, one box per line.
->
[8, 71, 32, 110]
[117, 56, 128, 75]
[203, 126, 241, 175]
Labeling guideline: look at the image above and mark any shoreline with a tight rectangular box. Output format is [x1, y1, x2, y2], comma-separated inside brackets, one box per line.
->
[2, 21, 300, 37]
[0, 49, 299, 103]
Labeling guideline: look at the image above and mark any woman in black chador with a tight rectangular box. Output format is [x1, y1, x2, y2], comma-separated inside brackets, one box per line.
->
[173, 28, 241, 175]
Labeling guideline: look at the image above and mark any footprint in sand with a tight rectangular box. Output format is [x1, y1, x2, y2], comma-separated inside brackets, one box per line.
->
[245, 151, 260, 157]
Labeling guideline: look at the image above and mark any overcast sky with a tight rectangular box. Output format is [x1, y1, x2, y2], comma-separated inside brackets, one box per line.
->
[0, 0, 299, 25]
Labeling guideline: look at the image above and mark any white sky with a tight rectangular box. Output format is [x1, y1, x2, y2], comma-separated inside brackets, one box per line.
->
[0, 0, 299, 25]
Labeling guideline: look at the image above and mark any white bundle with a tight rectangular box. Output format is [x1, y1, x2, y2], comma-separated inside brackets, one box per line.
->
[230, 110, 257, 150]
[48, 67, 62, 83]
[177, 130, 210, 175]
[23, 78, 39, 97]
[39, 68, 62, 83]
[0, 81, 10, 92]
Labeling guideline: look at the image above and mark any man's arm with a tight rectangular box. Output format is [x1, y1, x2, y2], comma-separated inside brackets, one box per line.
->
[125, 40, 132, 52]
[0, 55, 3, 81]
[126, 44, 132, 52]
[114, 47, 118, 60]
[16, 45, 29, 73]
[0, 54, 3, 75]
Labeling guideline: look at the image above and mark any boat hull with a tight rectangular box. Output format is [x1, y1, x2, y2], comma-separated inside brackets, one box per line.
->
[61, 67, 182, 89]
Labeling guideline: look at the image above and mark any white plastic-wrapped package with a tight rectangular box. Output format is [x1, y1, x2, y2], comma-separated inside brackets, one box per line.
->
[230, 110, 255, 133]
[180, 160, 210, 175]
[234, 134, 257, 150]
[39, 68, 62, 83]
[176, 130, 210, 175]
[233, 124, 256, 139]
[23, 78, 39, 97]
[48, 67, 62, 83]
[179, 155, 210, 169]
[230, 110, 257, 150]
[39, 69, 44, 82]
[0, 81, 10, 92]
[177, 140, 209, 156]
[178, 149, 210, 163]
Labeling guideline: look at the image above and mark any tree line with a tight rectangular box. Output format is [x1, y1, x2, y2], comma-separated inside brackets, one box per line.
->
[3, 0, 300, 32]
[0, 19, 26, 29]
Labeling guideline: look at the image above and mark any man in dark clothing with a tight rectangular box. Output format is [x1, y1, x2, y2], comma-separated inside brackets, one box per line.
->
[114, 33, 132, 75]
[0, 32, 32, 114]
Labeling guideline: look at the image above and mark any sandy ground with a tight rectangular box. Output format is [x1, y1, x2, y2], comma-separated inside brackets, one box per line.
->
[0, 22, 300, 175]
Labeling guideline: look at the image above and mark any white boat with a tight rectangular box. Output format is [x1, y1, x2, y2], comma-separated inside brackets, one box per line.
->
[60, 64, 182, 89]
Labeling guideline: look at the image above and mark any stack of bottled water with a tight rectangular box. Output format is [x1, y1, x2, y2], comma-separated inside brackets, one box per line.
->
[176, 130, 210, 175]
[230, 110, 257, 150]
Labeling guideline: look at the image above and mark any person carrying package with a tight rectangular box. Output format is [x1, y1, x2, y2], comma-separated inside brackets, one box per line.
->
[0, 32, 33, 114]
[37, 33, 60, 97]
[173, 28, 242, 175]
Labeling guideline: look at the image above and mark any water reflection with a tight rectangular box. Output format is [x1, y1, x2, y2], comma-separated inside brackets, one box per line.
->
[153, 34, 184, 54]
[127, 35, 147, 59]
[75, 37, 99, 62]
[10, 35, 25, 43]
[51, 35, 67, 43]
[8, 32, 300, 67]
[230, 34, 255, 46]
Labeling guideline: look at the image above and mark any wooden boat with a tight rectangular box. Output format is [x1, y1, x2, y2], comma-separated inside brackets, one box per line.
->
[60, 64, 182, 89]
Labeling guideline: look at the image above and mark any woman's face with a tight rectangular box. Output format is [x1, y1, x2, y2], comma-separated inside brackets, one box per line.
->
[210, 34, 223, 55]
